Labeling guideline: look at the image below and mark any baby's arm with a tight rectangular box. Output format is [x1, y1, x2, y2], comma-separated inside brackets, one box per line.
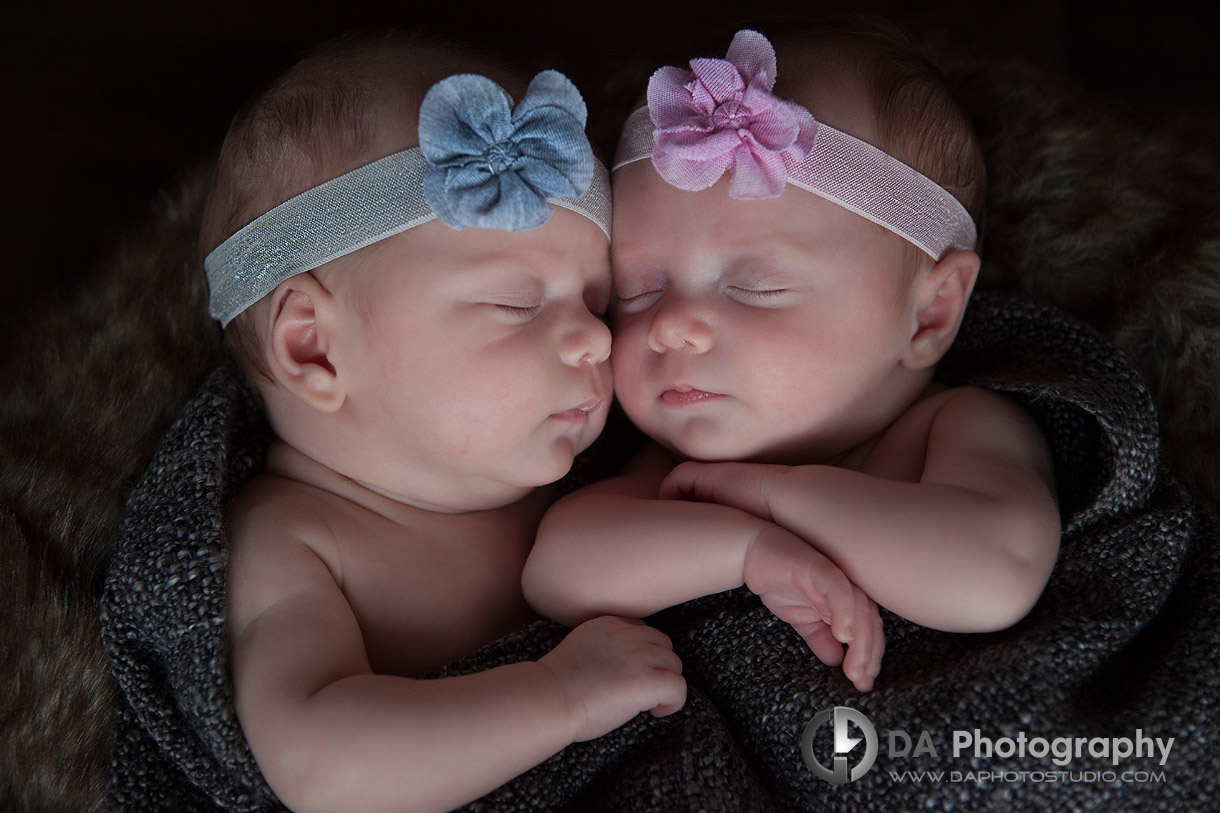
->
[227, 502, 685, 813]
[523, 446, 883, 691]
[661, 387, 1061, 632]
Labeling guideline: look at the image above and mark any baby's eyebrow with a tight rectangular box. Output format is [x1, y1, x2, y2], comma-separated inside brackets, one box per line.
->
[728, 253, 808, 278]
[611, 262, 666, 285]
[608, 248, 645, 272]
[448, 261, 546, 295]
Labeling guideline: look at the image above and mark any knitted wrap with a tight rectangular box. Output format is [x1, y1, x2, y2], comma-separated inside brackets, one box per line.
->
[101, 292, 1220, 811]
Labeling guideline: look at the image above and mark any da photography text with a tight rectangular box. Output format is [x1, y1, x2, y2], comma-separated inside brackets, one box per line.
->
[801, 706, 1174, 785]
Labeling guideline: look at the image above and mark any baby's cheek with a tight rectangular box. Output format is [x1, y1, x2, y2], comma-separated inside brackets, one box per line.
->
[609, 354, 634, 401]
[609, 326, 642, 373]
[608, 357, 643, 411]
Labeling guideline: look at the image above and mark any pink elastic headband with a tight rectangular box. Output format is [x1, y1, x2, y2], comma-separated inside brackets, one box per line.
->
[612, 30, 977, 260]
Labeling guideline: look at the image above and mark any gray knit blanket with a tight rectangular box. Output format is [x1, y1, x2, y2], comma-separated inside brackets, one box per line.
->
[101, 291, 1220, 811]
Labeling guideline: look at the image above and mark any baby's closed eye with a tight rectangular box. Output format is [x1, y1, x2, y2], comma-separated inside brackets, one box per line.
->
[498, 303, 543, 317]
[725, 285, 788, 299]
[616, 287, 664, 314]
[614, 269, 666, 313]
[723, 284, 796, 307]
[487, 300, 544, 320]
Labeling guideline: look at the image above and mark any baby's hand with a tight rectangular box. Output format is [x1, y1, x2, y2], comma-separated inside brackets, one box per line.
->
[660, 460, 781, 520]
[539, 616, 687, 742]
[743, 524, 884, 692]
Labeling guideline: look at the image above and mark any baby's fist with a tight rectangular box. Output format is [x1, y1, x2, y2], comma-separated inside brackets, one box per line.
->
[540, 616, 686, 742]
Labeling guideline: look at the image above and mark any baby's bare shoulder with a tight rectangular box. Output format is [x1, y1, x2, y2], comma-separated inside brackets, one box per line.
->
[226, 472, 347, 568]
[922, 385, 1048, 450]
[917, 386, 1056, 491]
[223, 473, 358, 633]
[887, 384, 1039, 440]
[864, 386, 1050, 483]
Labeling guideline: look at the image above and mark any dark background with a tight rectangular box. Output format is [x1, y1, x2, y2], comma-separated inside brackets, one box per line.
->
[2, 0, 1217, 315]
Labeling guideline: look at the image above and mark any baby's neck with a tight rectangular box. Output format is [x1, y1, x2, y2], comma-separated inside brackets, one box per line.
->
[264, 440, 549, 522]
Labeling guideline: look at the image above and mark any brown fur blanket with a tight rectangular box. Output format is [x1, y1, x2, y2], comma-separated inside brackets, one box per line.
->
[3, 46, 1220, 813]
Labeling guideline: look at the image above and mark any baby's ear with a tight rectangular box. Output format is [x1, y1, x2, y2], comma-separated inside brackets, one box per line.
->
[902, 249, 980, 370]
[265, 272, 345, 412]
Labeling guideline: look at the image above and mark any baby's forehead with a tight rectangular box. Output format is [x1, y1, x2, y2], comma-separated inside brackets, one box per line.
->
[369, 206, 609, 265]
[609, 162, 912, 271]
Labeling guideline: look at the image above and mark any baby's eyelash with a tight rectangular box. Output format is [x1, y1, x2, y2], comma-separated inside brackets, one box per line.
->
[728, 286, 788, 299]
[617, 290, 661, 303]
[615, 289, 663, 314]
[496, 303, 543, 318]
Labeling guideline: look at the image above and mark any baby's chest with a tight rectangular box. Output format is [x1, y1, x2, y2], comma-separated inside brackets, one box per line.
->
[336, 519, 536, 676]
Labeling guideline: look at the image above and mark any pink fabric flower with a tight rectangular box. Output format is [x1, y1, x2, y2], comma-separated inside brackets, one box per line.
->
[647, 30, 818, 199]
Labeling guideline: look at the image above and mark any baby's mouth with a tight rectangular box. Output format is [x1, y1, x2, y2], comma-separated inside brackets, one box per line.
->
[660, 386, 723, 407]
[551, 398, 603, 422]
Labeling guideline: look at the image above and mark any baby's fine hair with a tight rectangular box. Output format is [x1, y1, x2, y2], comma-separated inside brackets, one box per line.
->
[769, 17, 986, 236]
[200, 32, 524, 382]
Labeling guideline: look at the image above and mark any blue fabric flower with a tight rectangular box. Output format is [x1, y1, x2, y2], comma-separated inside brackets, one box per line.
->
[419, 70, 595, 231]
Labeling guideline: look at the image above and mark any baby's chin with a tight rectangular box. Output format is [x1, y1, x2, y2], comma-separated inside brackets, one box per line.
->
[654, 428, 765, 464]
[617, 396, 769, 462]
[533, 425, 606, 484]
[655, 421, 820, 465]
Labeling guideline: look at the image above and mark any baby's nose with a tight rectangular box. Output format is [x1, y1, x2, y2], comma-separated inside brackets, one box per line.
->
[646, 303, 713, 354]
[560, 311, 612, 366]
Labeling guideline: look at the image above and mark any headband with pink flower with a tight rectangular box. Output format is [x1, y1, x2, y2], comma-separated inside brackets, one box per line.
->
[614, 30, 977, 260]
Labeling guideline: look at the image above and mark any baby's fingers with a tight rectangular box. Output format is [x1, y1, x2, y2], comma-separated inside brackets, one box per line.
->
[658, 461, 702, 500]
[649, 673, 688, 718]
[647, 635, 685, 678]
[810, 565, 856, 647]
[794, 619, 845, 667]
[661, 462, 781, 520]
[632, 623, 687, 716]
[644, 646, 687, 717]
[841, 589, 885, 692]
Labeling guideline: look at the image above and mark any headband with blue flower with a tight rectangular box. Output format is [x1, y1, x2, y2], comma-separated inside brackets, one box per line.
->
[206, 70, 610, 326]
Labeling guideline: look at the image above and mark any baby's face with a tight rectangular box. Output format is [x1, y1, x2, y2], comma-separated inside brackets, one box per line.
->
[610, 163, 923, 464]
[336, 207, 612, 508]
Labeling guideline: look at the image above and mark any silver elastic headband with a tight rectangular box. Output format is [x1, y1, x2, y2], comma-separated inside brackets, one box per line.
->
[205, 150, 611, 326]
[614, 107, 976, 261]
